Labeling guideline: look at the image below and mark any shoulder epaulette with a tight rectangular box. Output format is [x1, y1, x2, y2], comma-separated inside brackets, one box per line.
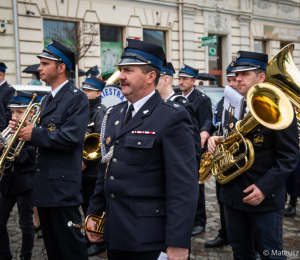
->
[162, 99, 184, 110]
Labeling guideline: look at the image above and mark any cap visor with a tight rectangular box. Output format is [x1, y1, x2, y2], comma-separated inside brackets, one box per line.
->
[232, 66, 258, 72]
[37, 52, 59, 61]
[118, 58, 147, 66]
[8, 104, 28, 108]
[178, 73, 194, 78]
[81, 84, 99, 91]
[227, 73, 236, 77]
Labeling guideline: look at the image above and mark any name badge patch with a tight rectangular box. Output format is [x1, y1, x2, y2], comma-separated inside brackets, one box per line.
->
[48, 123, 56, 131]
[253, 134, 264, 146]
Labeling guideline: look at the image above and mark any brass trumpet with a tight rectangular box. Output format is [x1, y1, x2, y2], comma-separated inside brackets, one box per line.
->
[68, 213, 105, 235]
[0, 94, 42, 175]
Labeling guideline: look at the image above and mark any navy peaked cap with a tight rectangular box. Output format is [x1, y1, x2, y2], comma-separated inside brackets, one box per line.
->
[226, 61, 235, 76]
[178, 64, 198, 78]
[161, 62, 175, 76]
[82, 75, 105, 91]
[37, 40, 76, 71]
[232, 51, 268, 72]
[0, 62, 7, 72]
[119, 38, 166, 70]
[9, 91, 43, 108]
[86, 65, 101, 78]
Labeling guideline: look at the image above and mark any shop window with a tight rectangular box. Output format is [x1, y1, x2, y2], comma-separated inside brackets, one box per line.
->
[254, 40, 266, 53]
[100, 25, 123, 79]
[43, 20, 76, 48]
[143, 30, 166, 52]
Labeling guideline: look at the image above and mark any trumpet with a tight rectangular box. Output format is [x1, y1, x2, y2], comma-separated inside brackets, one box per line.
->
[0, 94, 42, 175]
[68, 213, 105, 235]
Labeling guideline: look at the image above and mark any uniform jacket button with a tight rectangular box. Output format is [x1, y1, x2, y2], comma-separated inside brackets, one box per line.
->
[110, 176, 114, 181]
[113, 158, 117, 163]
[156, 210, 159, 214]
[37, 169, 40, 172]
[62, 176, 65, 179]
[111, 194, 115, 199]
[137, 142, 141, 146]
[115, 140, 119, 145]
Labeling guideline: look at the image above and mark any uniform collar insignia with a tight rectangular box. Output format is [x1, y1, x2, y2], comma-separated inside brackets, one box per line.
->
[143, 110, 149, 114]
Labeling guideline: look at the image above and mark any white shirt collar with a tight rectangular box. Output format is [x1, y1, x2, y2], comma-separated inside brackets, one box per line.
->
[0, 80, 6, 87]
[165, 91, 175, 100]
[126, 90, 155, 117]
[182, 87, 194, 98]
[51, 80, 69, 97]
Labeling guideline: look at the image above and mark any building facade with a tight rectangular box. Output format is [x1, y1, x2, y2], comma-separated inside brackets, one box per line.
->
[1, 0, 300, 86]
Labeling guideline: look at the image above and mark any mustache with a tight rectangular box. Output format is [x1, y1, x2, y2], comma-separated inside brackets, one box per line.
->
[120, 80, 129, 86]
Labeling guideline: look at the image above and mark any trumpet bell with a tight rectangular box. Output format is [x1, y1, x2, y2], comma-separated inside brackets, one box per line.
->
[83, 133, 101, 160]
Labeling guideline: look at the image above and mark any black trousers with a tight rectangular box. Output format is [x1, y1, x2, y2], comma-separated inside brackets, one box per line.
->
[106, 244, 162, 260]
[194, 184, 206, 227]
[0, 190, 34, 259]
[216, 181, 227, 238]
[224, 204, 285, 260]
[38, 206, 88, 260]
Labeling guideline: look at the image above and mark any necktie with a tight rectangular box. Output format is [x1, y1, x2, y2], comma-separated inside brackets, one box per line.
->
[46, 93, 53, 107]
[122, 104, 134, 128]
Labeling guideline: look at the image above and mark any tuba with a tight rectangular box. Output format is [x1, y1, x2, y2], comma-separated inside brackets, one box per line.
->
[105, 65, 120, 87]
[0, 94, 42, 175]
[199, 43, 300, 184]
[68, 213, 105, 235]
[83, 123, 101, 160]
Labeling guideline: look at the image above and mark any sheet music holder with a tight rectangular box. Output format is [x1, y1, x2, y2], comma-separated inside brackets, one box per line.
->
[223, 85, 244, 120]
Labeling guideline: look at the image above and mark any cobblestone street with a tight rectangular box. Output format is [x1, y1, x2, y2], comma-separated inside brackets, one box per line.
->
[7, 178, 300, 260]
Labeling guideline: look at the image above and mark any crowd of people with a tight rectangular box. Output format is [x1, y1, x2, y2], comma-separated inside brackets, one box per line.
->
[0, 38, 299, 260]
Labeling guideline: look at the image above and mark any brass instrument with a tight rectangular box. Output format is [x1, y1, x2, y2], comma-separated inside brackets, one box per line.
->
[83, 123, 101, 160]
[68, 213, 105, 235]
[0, 94, 42, 175]
[105, 65, 120, 86]
[265, 43, 300, 144]
[199, 83, 294, 184]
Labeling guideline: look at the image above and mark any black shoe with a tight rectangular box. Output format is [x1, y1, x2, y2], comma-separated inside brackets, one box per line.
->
[284, 204, 296, 217]
[191, 226, 205, 236]
[37, 231, 43, 239]
[87, 243, 106, 257]
[205, 236, 228, 248]
[34, 225, 41, 233]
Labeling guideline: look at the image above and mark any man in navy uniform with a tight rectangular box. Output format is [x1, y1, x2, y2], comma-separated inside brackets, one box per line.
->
[208, 51, 299, 260]
[156, 61, 201, 172]
[178, 64, 212, 236]
[0, 92, 41, 260]
[0, 62, 15, 131]
[81, 75, 107, 256]
[205, 62, 237, 248]
[86, 39, 199, 260]
[9, 40, 89, 260]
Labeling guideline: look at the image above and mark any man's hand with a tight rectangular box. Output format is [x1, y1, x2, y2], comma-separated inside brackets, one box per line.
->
[207, 136, 222, 154]
[200, 131, 210, 149]
[9, 119, 34, 142]
[86, 217, 103, 243]
[243, 184, 266, 206]
[166, 246, 189, 260]
[8, 117, 19, 132]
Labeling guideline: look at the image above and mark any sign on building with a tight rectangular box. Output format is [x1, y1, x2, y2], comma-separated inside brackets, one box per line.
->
[202, 35, 218, 46]
[209, 47, 217, 56]
[264, 25, 300, 42]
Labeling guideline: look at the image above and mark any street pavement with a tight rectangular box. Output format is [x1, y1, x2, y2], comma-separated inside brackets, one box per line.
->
[7, 178, 300, 259]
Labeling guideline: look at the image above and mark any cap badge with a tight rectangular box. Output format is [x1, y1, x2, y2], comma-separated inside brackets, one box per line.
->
[143, 110, 149, 114]
[230, 61, 235, 66]
[106, 136, 111, 145]
[236, 53, 241, 59]
[181, 64, 185, 69]
[14, 91, 18, 97]
[115, 120, 119, 125]
[48, 123, 56, 131]
[87, 74, 91, 78]
[125, 40, 129, 48]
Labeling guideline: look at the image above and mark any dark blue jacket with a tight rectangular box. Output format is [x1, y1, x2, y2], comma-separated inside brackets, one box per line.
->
[220, 108, 299, 212]
[0, 142, 35, 195]
[30, 81, 89, 207]
[88, 91, 198, 252]
[0, 81, 15, 131]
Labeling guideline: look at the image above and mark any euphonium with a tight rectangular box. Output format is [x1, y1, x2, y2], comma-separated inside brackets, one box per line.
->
[0, 94, 42, 175]
[83, 123, 101, 160]
[68, 213, 105, 235]
[199, 83, 294, 184]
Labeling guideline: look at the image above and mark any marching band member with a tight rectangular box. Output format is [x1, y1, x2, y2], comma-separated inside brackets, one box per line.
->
[205, 63, 237, 248]
[0, 92, 41, 260]
[208, 51, 299, 260]
[178, 64, 212, 236]
[0, 62, 15, 131]
[81, 75, 107, 256]
[9, 40, 89, 260]
[86, 39, 198, 260]
[85, 65, 103, 80]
